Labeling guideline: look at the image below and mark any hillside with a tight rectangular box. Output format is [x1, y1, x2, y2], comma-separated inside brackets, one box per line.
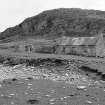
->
[1, 8, 105, 42]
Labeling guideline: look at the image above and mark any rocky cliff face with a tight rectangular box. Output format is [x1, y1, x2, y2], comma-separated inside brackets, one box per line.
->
[1, 8, 105, 42]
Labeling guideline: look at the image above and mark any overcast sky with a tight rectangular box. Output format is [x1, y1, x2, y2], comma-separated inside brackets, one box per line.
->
[0, 0, 105, 32]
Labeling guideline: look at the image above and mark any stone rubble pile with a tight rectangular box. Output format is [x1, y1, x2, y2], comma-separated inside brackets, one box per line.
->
[0, 63, 98, 86]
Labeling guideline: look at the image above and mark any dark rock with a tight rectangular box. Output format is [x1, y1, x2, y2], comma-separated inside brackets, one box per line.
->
[12, 78, 17, 81]
[101, 74, 105, 81]
[26, 99, 40, 104]
[80, 66, 98, 73]
[27, 77, 33, 80]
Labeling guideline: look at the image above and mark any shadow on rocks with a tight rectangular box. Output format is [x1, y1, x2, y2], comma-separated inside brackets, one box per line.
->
[26, 99, 40, 104]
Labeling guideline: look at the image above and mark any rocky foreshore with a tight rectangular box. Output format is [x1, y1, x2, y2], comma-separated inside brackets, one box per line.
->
[0, 55, 104, 87]
[0, 62, 100, 87]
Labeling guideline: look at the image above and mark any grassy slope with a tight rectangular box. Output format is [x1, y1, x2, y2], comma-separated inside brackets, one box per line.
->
[1, 8, 105, 42]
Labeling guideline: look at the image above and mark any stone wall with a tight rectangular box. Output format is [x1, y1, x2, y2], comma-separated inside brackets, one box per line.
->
[35, 46, 55, 54]
[55, 45, 96, 57]
[96, 33, 105, 57]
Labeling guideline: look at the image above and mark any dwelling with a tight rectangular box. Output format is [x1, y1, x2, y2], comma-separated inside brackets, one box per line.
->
[55, 33, 105, 57]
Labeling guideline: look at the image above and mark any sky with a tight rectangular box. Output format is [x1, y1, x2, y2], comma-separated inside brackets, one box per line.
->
[0, 0, 105, 32]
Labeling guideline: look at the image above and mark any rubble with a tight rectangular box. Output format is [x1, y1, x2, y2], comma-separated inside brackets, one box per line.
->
[0, 62, 97, 87]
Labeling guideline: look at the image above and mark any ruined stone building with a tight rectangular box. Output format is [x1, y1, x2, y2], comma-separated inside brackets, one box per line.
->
[55, 33, 105, 57]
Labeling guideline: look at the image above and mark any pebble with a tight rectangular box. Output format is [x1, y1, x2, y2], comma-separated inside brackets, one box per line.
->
[24, 92, 29, 95]
[27, 83, 32, 86]
[50, 89, 56, 93]
[76, 85, 87, 90]
[62, 86, 66, 88]
[27, 86, 31, 89]
[0, 94, 4, 96]
[63, 96, 68, 99]
[9, 93, 15, 96]
[11, 101, 15, 105]
[49, 102, 55, 104]
[45, 94, 51, 97]
[0, 84, 2, 87]
[60, 97, 64, 101]
[85, 100, 93, 104]
[49, 98, 56, 102]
